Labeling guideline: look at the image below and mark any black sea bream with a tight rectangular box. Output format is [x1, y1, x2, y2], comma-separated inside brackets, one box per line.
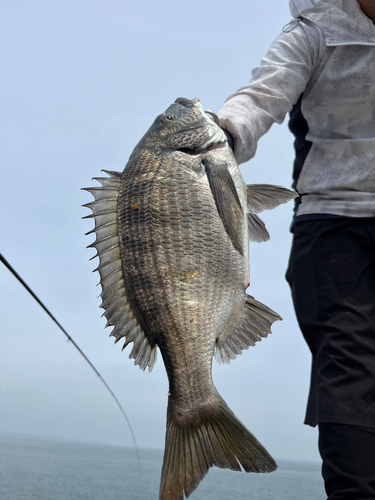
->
[84, 98, 296, 500]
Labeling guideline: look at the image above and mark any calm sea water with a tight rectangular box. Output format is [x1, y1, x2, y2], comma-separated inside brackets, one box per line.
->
[0, 433, 325, 500]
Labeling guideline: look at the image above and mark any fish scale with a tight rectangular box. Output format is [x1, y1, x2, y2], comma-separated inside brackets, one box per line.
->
[84, 97, 297, 500]
[158, 184, 231, 338]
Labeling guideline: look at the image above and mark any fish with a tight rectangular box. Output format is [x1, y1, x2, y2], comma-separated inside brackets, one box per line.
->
[83, 97, 296, 500]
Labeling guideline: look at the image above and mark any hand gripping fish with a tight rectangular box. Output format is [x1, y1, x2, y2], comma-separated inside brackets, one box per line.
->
[83, 98, 296, 500]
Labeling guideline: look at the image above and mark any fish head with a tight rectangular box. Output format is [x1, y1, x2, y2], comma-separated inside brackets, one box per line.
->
[140, 97, 227, 154]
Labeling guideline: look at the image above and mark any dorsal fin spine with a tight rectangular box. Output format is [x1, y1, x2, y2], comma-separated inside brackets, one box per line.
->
[84, 171, 157, 372]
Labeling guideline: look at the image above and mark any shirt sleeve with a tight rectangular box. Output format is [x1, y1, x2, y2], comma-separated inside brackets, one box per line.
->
[218, 21, 323, 165]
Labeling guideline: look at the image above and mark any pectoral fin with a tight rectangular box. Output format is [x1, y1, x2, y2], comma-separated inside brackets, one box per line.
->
[203, 158, 244, 255]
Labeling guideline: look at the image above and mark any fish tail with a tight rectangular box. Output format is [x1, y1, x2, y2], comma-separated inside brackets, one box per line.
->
[159, 397, 277, 500]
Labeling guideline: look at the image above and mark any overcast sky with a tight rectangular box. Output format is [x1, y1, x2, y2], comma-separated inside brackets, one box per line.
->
[0, 0, 321, 473]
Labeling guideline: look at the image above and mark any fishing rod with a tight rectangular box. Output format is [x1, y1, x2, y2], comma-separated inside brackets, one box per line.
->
[0, 253, 141, 473]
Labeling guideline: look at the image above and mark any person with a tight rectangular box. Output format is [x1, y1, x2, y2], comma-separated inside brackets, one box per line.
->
[218, 1, 375, 499]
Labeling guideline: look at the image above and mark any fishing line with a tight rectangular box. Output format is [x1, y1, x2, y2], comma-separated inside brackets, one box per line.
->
[0, 252, 141, 475]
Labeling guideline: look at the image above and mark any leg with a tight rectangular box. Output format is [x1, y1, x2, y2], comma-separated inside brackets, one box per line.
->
[286, 218, 375, 427]
[319, 423, 375, 500]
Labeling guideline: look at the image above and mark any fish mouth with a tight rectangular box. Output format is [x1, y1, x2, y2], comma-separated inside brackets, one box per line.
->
[175, 97, 201, 108]
[174, 97, 227, 155]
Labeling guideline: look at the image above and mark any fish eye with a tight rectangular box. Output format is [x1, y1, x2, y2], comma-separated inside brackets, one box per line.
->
[163, 114, 175, 122]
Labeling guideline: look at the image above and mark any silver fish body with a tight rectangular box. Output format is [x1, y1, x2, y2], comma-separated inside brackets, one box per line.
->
[84, 98, 296, 500]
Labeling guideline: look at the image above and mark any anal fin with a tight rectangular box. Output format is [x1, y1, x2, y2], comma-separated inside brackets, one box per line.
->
[215, 295, 281, 364]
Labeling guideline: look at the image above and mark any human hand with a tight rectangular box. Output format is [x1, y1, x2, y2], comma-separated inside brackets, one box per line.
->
[204, 110, 235, 152]
[222, 128, 234, 152]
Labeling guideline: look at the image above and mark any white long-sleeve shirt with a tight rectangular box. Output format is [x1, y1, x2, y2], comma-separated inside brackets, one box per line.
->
[218, 0, 375, 217]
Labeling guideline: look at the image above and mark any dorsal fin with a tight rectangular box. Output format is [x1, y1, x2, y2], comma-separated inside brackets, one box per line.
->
[83, 170, 157, 372]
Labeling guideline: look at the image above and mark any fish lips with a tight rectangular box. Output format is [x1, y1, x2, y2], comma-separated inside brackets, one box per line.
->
[174, 97, 201, 108]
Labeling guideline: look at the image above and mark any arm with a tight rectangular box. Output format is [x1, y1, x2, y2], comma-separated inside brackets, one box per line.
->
[218, 21, 324, 165]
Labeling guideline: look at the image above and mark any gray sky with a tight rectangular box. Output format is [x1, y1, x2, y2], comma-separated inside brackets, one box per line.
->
[0, 0, 320, 464]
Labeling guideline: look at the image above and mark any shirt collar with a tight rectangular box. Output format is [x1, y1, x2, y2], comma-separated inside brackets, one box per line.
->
[297, 0, 375, 46]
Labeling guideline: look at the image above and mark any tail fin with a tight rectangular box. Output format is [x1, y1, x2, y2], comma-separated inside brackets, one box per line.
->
[159, 398, 276, 500]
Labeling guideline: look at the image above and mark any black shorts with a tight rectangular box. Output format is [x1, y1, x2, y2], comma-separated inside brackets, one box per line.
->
[286, 218, 375, 428]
